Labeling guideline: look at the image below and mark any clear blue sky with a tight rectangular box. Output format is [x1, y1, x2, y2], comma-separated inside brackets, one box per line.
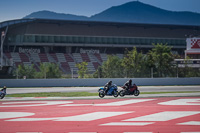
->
[0, 0, 200, 22]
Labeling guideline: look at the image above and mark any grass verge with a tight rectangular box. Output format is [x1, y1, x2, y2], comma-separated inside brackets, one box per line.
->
[6, 91, 200, 97]
[7, 92, 98, 97]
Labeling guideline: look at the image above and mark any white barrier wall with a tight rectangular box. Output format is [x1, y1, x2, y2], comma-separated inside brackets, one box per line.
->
[0, 78, 200, 87]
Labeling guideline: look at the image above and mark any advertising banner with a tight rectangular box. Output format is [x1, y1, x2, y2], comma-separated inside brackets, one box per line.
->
[186, 38, 200, 50]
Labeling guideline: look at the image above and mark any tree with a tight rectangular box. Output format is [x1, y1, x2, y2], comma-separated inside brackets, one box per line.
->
[76, 61, 88, 78]
[93, 66, 103, 78]
[46, 63, 61, 78]
[147, 43, 174, 77]
[122, 47, 147, 77]
[39, 63, 49, 79]
[35, 63, 61, 79]
[101, 55, 123, 78]
[15, 64, 36, 79]
[177, 57, 200, 77]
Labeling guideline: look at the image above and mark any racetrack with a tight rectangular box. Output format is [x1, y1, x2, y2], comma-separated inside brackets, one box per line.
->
[0, 97, 200, 133]
[1, 86, 200, 133]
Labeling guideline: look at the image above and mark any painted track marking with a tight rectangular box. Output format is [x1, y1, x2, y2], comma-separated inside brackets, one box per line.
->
[101, 122, 154, 126]
[158, 98, 200, 105]
[123, 111, 200, 121]
[55, 112, 132, 121]
[7, 112, 132, 122]
[177, 121, 200, 125]
[0, 112, 34, 119]
[95, 99, 155, 106]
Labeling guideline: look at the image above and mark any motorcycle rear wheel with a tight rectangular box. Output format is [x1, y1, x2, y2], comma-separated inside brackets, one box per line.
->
[113, 91, 118, 97]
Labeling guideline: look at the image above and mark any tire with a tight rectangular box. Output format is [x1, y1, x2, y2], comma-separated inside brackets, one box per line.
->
[99, 91, 105, 98]
[113, 91, 118, 97]
[133, 90, 140, 96]
[0, 94, 5, 99]
[119, 90, 125, 97]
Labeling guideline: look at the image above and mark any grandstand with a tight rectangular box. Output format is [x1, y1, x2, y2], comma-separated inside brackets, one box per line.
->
[0, 18, 200, 77]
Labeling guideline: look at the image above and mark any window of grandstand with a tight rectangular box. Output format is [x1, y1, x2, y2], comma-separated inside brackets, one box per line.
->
[8, 35, 186, 47]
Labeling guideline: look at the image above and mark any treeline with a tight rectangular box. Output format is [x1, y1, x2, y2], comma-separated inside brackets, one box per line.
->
[93, 44, 175, 78]
[14, 44, 200, 79]
[14, 63, 61, 79]
[92, 44, 200, 78]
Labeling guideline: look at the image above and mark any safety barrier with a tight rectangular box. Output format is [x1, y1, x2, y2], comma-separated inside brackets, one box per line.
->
[0, 78, 200, 87]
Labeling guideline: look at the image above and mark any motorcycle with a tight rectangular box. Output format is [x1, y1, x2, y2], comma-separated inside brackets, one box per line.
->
[119, 84, 140, 97]
[0, 88, 6, 99]
[98, 84, 119, 98]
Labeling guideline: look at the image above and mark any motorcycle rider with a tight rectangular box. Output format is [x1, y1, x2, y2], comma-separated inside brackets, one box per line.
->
[104, 80, 112, 93]
[123, 79, 132, 91]
[0, 86, 6, 95]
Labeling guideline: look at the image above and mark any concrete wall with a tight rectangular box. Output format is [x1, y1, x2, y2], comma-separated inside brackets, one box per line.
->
[0, 78, 200, 87]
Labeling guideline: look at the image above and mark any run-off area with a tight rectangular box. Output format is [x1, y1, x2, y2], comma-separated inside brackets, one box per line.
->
[0, 97, 200, 133]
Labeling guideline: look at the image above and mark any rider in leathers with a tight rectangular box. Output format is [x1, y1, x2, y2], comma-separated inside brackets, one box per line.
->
[123, 79, 132, 91]
[0, 86, 6, 95]
[104, 81, 112, 93]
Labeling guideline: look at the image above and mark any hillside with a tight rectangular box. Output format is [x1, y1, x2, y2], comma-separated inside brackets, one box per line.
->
[24, 1, 200, 25]
[24, 10, 89, 21]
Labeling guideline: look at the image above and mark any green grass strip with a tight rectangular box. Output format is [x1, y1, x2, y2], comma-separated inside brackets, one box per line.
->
[141, 91, 200, 94]
[6, 91, 200, 97]
[7, 92, 98, 97]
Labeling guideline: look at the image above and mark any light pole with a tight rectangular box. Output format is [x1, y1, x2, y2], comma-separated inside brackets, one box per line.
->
[1, 26, 8, 70]
[176, 63, 179, 78]
[1, 31, 5, 70]
[71, 68, 73, 79]
[151, 67, 153, 78]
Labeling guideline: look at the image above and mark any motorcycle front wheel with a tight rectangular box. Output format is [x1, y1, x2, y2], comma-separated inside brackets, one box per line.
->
[133, 90, 140, 96]
[119, 90, 125, 97]
[99, 91, 105, 98]
[0, 94, 5, 99]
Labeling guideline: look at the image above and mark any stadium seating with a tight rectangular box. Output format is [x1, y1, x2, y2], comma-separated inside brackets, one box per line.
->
[80, 53, 90, 62]
[19, 53, 30, 62]
[29, 53, 41, 62]
[100, 53, 108, 62]
[64, 53, 74, 62]
[38, 53, 49, 62]
[72, 53, 83, 63]
[11, 52, 21, 62]
[3, 52, 111, 74]
[56, 53, 66, 62]
[49, 53, 58, 62]
[94, 53, 103, 62]
[60, 62, 71, 72]
[93, 62, 100, 70]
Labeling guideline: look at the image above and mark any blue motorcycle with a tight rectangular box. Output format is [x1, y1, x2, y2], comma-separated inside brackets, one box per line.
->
[98, 84, 119, 98]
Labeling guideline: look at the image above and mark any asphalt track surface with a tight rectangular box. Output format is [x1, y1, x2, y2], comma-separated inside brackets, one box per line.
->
[0, 97, 200, 133]
[7, 86, 200, 94]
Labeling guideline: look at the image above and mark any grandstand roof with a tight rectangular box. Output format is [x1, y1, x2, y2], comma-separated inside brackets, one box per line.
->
[1, 18, 200, 30]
